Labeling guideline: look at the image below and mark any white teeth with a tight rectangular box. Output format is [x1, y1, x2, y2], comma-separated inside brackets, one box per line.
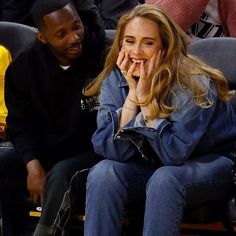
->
[131, 59, 144, 63]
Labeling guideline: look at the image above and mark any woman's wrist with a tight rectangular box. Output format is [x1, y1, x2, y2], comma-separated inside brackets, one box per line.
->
[136, 92, 148, 102]
[127, 90, 137, 101]
[123, 105, 138, 112]
[124, 93, 138, 110]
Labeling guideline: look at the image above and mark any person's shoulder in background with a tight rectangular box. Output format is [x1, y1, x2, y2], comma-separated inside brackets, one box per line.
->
[0, 45, 12, 140]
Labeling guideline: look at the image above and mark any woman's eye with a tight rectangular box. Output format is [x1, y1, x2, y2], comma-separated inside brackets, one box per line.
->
[145, 41, 154, 46]
[125, 39, 134, 44]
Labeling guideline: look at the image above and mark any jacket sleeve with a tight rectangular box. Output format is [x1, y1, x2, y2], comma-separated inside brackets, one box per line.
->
[117, 81, 218, 166]
[92, 72, 138, 161]
[145, 0, 209, 31]
[5, 56, 41, 164]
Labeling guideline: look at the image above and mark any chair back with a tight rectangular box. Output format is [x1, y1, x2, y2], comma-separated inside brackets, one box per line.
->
[0, 21, 37, 59]
[105, 29, 116, 40]
[188, 37, 236, 110]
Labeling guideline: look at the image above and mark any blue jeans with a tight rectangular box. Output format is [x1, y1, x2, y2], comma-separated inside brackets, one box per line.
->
[85, 154, 234, 236]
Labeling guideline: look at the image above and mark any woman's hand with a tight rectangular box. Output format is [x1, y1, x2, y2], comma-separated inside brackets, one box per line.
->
[136, 50, 163, 101]
[117, 49, 164, 101]
[116, 49, 138, 95]
[116, 49, 139, 128]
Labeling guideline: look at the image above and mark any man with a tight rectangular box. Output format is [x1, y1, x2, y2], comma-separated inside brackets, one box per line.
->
[1, 0, 105, 235]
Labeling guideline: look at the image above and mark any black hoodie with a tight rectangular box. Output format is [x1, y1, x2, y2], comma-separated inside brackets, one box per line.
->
[5, 9, 106, 169]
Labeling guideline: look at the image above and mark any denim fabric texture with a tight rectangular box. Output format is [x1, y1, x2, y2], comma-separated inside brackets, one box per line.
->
[85, 155, 234, 236]
[85, 67, 236, 236]
[92, 67, 236, 164]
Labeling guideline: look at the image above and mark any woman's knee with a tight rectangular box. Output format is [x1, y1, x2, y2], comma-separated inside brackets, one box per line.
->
[87, 160, 127, 193]
[147, 166, 184, 194]
[88, 160, 116, 185]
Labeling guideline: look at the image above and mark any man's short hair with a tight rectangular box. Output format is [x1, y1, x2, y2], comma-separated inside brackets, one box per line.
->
[31, 0, 75, 30]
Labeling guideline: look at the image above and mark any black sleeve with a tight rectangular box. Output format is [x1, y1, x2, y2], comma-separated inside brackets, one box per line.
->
[72, 0, 105, 27]
[93, 0, 139, 29]
[78, 9, 106, 69]
[5, 54, 42, 164]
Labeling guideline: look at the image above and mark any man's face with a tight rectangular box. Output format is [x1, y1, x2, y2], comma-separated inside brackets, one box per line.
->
[38, 3, 84, 65]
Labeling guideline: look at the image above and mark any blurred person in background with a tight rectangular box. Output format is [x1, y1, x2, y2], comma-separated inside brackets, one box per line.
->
[145, 0, 236, 39]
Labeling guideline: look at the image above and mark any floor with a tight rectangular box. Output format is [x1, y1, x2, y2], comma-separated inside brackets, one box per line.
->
[8, 215, 236, 236]
[181, 222, 236, 236]
[122, 221, 235, 236]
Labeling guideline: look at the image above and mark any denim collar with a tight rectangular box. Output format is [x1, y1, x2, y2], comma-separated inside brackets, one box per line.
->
[115, 67, 128, 88]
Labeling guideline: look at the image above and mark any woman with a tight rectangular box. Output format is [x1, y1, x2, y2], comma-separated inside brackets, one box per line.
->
[84, 4, 236, 236]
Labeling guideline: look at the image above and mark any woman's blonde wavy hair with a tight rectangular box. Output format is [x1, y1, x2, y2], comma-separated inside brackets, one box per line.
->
[84, 4, 232, 119]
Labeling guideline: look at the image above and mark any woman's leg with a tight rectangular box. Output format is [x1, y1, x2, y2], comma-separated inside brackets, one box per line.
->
[143, 154, 234, 236]
[85, 159, 155, 236]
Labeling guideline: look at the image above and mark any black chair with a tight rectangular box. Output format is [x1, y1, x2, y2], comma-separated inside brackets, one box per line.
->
[181, 37, 236, 235]
[0, 21, 36, 166]
[105, 29, 116, 40]
[188, 37, 236, 91]
[0, 20, 37, 159]
[0, 21, 38, 236]
[0, 22, 36, 143]
[0, 21, 37, 59]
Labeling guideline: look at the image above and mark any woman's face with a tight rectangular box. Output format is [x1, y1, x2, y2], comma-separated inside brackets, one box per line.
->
[121, 16, 163, 77]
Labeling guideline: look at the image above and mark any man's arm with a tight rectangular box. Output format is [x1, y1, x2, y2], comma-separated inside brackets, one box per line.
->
[72, 0, 105, 28]
[5, 55, 42, 164]
[5, 55, 47, 204]
[27, 159, 47, 205]
[94, 0, 139, 29]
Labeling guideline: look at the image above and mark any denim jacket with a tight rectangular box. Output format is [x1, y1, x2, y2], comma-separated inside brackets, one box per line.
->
[92, 67, 236, 166]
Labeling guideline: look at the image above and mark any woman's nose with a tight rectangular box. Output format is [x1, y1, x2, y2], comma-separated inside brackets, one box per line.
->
[132, 44, 142, 56]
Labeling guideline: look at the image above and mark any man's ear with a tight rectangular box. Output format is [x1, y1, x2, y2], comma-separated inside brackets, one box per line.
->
[37, 31, 47, 44]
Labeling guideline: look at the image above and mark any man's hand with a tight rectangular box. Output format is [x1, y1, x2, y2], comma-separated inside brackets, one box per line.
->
[26, 159, 47, 205]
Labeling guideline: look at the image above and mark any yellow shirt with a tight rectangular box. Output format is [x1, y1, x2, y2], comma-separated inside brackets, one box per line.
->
[0, 45, 12, 139]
